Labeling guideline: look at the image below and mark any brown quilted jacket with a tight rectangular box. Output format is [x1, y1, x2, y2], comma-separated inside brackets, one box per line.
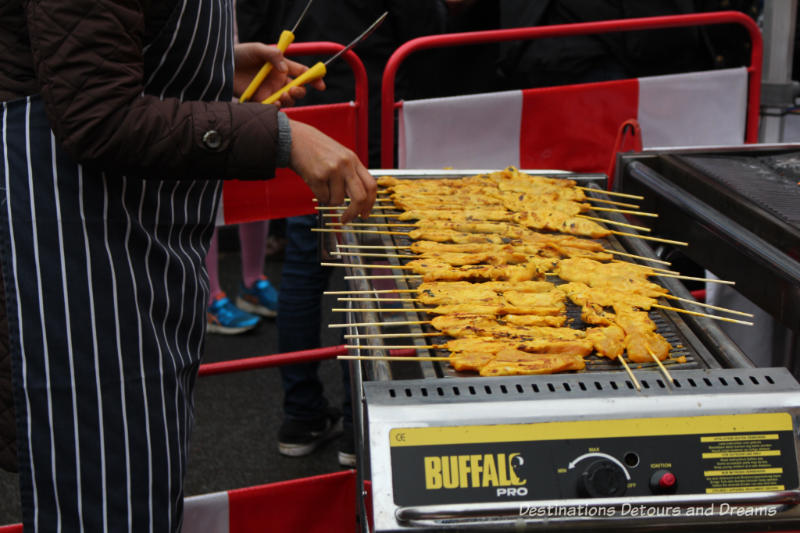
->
[1, 0, 282, 181]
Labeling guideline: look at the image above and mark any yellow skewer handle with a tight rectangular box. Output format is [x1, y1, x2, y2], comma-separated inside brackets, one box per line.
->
[239, 30, 295, 103]
[262, 61, 327, 104]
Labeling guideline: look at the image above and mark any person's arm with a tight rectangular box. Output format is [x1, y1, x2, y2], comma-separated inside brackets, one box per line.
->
[25, 0, 281, 180]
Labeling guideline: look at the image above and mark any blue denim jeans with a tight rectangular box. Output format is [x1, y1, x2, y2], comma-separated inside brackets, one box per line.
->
[276, 215, 351, 425]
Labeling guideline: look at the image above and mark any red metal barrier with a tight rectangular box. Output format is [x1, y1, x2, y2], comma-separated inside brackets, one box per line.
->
[287, 42, 369, 162]
[381, 11, 763, 169]
[198, 344, 348, 376]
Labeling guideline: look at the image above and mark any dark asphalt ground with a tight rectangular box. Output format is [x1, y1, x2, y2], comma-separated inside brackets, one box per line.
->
[0, 229, 351, 525]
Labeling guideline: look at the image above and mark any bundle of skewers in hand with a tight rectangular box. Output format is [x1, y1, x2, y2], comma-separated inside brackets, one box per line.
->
[317, 168, 753, 386]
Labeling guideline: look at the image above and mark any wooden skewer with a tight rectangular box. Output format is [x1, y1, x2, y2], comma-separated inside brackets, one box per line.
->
[346, 344, 455, 350]
[585, 198, 640, 209]
[578, 187, 645, 200]
[577, 215, 651, 232]
[320, 262, 415, 270]
[605, 249, 670, 266]
[344, 275, 423, 280]
[329, 320, 429, 328]
[337, 244, 407, 250]
[336, 252, 417, 259]
[616, 356, 642, 391]
[590, 206, 658, 218]
[311, 228, 407, 236]
[344, 332, 440, 339]
[609, 231, 688, 246]
[338, 355, 450, 362]
[653, 273, 734, 285]
[651, 303, 753, 326]
[315, 205, 398, 211]
[332, 307, 420, 312]
[324, 289, 417, 295]
[339, 297, 418, 302]
[647, 346, 675, 384]
[661, 294, 754, 318]
[326, 222, 416, 228]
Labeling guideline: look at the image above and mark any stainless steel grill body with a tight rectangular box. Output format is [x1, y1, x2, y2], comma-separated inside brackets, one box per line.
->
[340, 170, 797, 532]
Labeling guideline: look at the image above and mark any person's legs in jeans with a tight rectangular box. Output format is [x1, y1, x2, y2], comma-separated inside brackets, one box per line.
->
[276, 215, 342, 456]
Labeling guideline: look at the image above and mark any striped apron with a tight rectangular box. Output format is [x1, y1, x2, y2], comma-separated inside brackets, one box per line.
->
[0, 1, 233, 531]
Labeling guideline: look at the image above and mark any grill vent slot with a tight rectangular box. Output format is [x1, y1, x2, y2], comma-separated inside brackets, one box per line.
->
[378, 369, 789, 402]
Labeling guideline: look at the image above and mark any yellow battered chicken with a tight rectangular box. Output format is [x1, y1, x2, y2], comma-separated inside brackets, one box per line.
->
[406, 259, 544, 283]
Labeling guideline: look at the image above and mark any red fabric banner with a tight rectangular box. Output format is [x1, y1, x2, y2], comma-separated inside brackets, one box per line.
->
[220, 103, 358, 224]
[519, 79, 639, 174]
[228, 470, 357, 533]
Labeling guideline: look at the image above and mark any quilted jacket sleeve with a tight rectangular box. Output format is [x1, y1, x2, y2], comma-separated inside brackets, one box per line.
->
[25, 0, 279, 180]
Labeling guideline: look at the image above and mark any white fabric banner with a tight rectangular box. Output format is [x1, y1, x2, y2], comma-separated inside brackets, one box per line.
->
[638, 67, 748, 148]
[398, 90, 522, 169]
[182, 491, 230, 533]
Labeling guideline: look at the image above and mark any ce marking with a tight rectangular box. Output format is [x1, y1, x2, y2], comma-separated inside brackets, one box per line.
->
[395, 432, 406, 442]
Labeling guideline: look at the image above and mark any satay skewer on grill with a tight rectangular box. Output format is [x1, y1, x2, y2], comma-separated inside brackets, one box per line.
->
[312, 226, 689, 247]
[335, 243, 672, 266]
[324, 286, 753, 317]
[328, 217, 654, 233]
[330, 299, 752, 326]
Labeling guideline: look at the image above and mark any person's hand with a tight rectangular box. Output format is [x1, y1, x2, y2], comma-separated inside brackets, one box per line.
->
[233, 43, 326, 107]
[288, 120, 376, 223]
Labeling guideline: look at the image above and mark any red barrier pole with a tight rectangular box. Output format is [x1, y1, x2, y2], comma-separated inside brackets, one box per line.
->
[286, 42, 369, 164]
[381, 11, 762, 169]
[198, 345, 349, 376]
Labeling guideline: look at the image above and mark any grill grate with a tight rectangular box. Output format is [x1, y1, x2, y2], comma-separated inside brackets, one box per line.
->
[348, 187, 705, 378]
[678, 154, 800, 227]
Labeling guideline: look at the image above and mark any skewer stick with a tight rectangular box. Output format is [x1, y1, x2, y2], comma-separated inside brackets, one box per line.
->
[577, 187, 644, 200]
[609, 231, 688, 246]
[337, 244, 408, 250]
[605, 249, 670, 266]
[320, 262, 416, 270]
[332, 307, 420, 312]
[577, 215, 651, 232]
[315, 205, 398, 211]
[338, 355, 450, 362]
[329, 320, 430, 328]
[336, 252, 417, 259]
[345, 332, 440, 339]
[327, 222, 416, 228]
[661, 294, 754, 318]
[653, 273, 734, 285]
[324, 289, 417, 295]
[339, 297, 418, 302]
[651, 303, 753, 326]
[647, 346, 675, 384]
[311, 228, 408, 236]
[616, 356, 642, 391]
[585, 198, 640, 209]
[344, 275, 423, 280]
[345, 344, 436, 350]
[590, 206, 658, 218]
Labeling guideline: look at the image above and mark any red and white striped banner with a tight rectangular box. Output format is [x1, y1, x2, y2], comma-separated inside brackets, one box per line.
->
[180, 470, 362, 533]
[398, 67, 748, 173]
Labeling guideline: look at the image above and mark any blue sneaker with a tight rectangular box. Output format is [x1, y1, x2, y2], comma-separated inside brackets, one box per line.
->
[236, 276, 278, 317]
[206, 293, 261, 335]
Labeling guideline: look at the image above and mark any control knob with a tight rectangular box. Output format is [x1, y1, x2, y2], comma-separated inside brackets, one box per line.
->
[578, 459, 628, 498]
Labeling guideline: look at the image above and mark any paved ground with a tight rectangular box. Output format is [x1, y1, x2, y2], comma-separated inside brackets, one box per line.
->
[0, 232, 351, 525]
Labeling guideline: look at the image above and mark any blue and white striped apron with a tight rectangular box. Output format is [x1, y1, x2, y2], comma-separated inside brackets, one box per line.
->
[0, 1, 233, 531]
